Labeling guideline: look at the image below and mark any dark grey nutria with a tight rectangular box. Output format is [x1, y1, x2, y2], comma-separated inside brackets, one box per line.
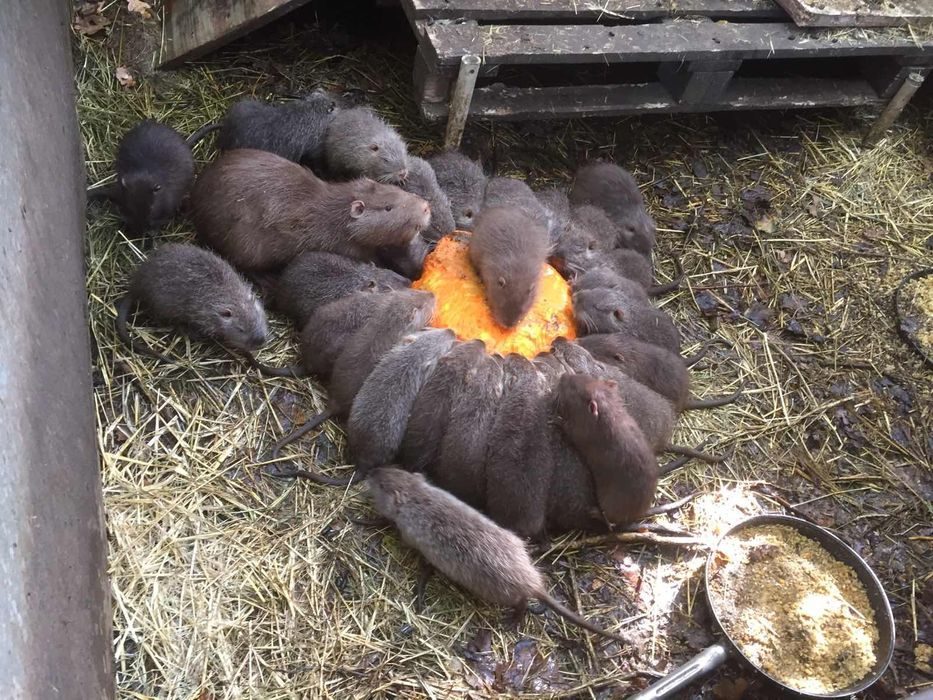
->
[196, 91, 339, 164]
[397, 340, 486, 475]
[483, 177, 551, 231]
[555, 373, 657, 526]
[432, 351, 504, 509]
[483, 355, 554, 540]
[376, 233, 431, 280]
[116, 243, 267, 361]
[605, 248, 654, 289]
[428, 150, 486, 231]
[368, 466, 630, 645]
[571, 266, 651, 306]
[346, 328, 457, 477]
[469, 207, 550, 328]
[273, 251, 409, 329]
[535, 187, 572, 246]
[569, 162, 656, 256]
[324, 107, 410, 184]
[191, 149, 430, 271]
[573, 288, 681, 353]
[400, 156, 456, 242]
[87, 120, 194, 238]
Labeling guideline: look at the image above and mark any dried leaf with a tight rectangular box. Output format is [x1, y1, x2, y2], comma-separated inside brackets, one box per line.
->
[115, 67, 136, 88]
[74, 10, 109, 36]
[127, 0, 153, 18]
[753, 214, 775, 234]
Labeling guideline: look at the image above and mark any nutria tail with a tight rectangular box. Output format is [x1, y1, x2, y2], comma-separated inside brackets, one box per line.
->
[647, 254, 684, 297]
[537, 593, 631, 645]
[663, 443, 724, 464]
[86, 182, 119, 204]
[683, 385, 743, 411]
[186, 121, 221, 149]
[260, 409, 356, 487]
[242, 352, 309, 378]
[115, 294, 173, 363]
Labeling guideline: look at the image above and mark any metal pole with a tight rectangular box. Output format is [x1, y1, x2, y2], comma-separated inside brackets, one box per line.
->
[444, 54, 481, 150]
[863, 70, 927, 147]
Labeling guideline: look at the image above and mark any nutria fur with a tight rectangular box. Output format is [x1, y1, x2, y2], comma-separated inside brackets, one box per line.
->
[483, 177, 551, 231]
[368, 466, 630, 645]
[573, 288, 681, 353]
[324, 107, 410, 184]
[376, 233, 431, 280]
[428, 151, 486, 231]
[192, 149, 429, 271]
[400, 156, 456, 242]
[534, 187, 572, 245]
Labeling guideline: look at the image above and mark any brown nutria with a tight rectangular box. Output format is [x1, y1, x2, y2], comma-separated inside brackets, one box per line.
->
[273, 251, 409, 329]
[483, 355, 554, 540]
[574, 262, 683, 298]
[573, 288, 681, 353]
[376, 232, 431, 280]
[431, 351, 504, 509]
[555, 373, 657, 526]
[569, 162, 656, 256]
[116, 243, 267, 361]
[577, 333, 742, 412]
[368, 466, 631, 645]
[400, 156, 456, 242]
[262, 290, 435, 480]
[483, 177, 551, 231]
[191, 149, 430, 272]
[428, 150, 486, 231]
[469, 207, 550, 328]
[323, 107, 410, 184]
[87, 120, 194, 239]
[534, 187, 571, 246]
[397, 340, 486, 474]
[347, 328, 457, 477]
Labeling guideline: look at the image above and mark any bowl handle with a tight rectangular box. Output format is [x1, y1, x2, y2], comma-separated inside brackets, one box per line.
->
[627, 641, 730, 700]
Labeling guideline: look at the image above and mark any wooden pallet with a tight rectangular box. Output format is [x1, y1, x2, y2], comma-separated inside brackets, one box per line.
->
[400, 0, 933, 144]
[776, 0, 933, 28]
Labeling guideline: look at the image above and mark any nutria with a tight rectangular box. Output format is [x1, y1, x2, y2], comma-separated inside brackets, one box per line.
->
[116, 243, 267, 361]
[574, 262, 684, 298]
[273, 251, 409, 328]
[483, 355, 554, 540]
[573, 288, 681, 352]
[397, 340, 486, 474]
[323, 107, 410, 184]
[483, 177, 551, 231]
[469, 207, 550, 328]
[87, 120, 194, 238]
[376, 233, 431, 280]
[556, 373, 657, 526]
[569, 162, 656, 256]
[191, 149, 430, 271]
[534, 187, 572, 245]
[346, 328, 457, 476]
[368, 466, 631, 645]
[428, 150, 486, 231]
[399, 156, 456, 242]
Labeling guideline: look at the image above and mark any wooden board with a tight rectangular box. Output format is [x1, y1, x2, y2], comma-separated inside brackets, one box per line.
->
[407, 0, 787, 22]
[420, 77, 882, 121]
[159, 0, 314, 69]
[775, 0, 933, 27]
[421, 20, 933, 66]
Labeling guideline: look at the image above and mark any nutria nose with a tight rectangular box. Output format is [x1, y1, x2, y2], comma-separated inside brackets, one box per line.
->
[398, 168, 409, 181]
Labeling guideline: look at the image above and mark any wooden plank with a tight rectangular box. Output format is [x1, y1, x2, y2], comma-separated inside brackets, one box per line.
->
[419, 78, 882, 121]
[406, 0, 787, 22]
[775, 0, 933, 27]
[421, 20, 933, 66]
[658, 60, 740, 103]
[159, 0, 313, 69]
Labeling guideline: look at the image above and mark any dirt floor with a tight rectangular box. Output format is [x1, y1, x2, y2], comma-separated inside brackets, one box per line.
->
[74, 2, 932, 698]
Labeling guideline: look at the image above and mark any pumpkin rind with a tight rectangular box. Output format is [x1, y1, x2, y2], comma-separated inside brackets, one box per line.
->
[412, 232, 575, 357]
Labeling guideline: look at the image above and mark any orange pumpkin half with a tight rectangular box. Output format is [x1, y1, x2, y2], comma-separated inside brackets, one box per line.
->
[412, 232, 576, 358]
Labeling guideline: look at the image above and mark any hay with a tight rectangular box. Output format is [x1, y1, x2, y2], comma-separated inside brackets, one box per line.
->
[76, 5, 932, 698]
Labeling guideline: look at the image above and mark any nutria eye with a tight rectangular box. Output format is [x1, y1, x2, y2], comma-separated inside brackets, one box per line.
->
[385, 205, 393, 212]
[370, 144, 380, 152]
[612, 309, 624, 321]
[587, 242, 595, 250]
[465, 209, 473, 218]
[152, 184, 162, 192]
[367, 280, 377, 289]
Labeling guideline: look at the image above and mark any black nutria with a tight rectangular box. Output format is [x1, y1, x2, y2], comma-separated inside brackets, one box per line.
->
[431, 351, 504, 509]
[399, 156, 456, 242]
[116, 243, 268, 361]
[483, 177, 551, 231]
[263, 290, 436, 481]
[483, 355, 554, 540]
[548, 340, 720, 463]
[577, 333, 742, 412]
[573, 287, 681, 352]
[191, 149, 430, 272]
[346, 328, 457, 477]
[272, 251, 409, 329]
[200, 91, 339, 164]
[535, 187, 572, 245]
[397, 340, 485, 474]
[469, 207, 550, 328]
[87, 120, 194, 238]
[323, 107, 410, 184]
[428, 150, 486, 230]
[368, 466, 631, 645]
[569, 162, 656, 256]
[376, 233, 431, 280]
[556, 373, 657, 526]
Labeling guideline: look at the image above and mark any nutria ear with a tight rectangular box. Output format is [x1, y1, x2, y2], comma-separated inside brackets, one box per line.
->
[350, 200, 366, 218]
[614, 353, 624, 362]
[588, 399, 599, 417]
[612, 308, 624, 321]
[497, 276, 507, 288]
